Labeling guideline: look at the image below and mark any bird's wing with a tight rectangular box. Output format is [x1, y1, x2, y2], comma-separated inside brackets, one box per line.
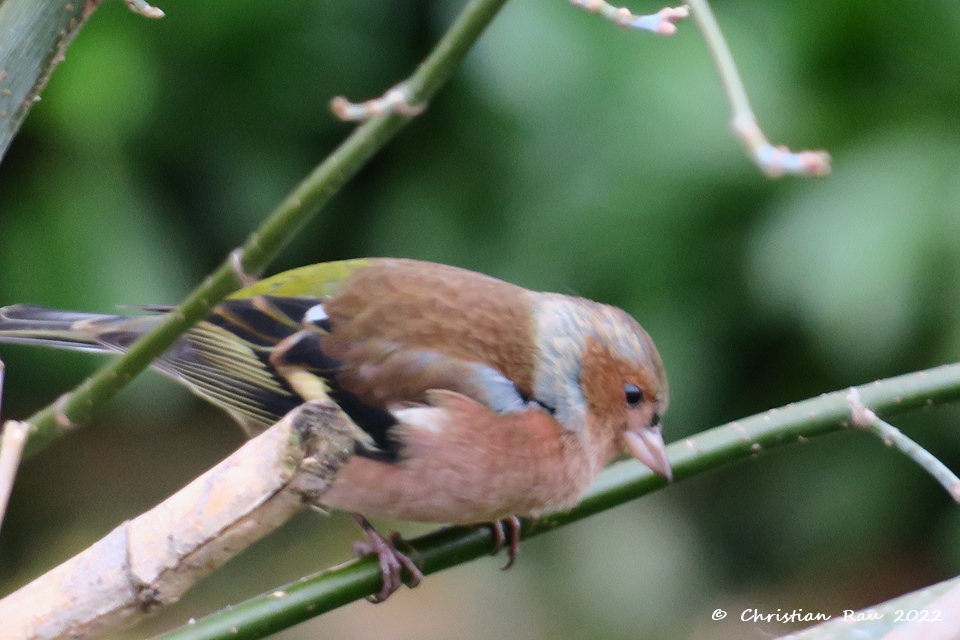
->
[319, 258, 540, 400]
[98, 290, 528, 464]
[109, 259, 541, 460]
[95, 297, 319, 434]
[224, 258, 542, 417]
[277, 325, 537, 463]
[94, 260, 376, 433]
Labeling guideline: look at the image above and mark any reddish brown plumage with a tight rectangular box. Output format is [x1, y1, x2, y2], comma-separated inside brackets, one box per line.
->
[577, 335, 665, 471]
[581, 335, 663, 425]
[323, 259, 539, 404]
[321, 390, 598, 523]
[0, 257, 671, 601]
[316, 259, 669, 524]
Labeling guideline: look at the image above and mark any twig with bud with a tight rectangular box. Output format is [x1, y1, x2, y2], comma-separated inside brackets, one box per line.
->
[569, 1, 689, 35]
[686, 0, 830, 177]
[330, 83, 426, 122]
[847, 387, 960, 502]
[124, 0, 164, 19]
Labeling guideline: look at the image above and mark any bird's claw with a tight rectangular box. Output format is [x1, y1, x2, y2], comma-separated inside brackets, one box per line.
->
[351, 515, 423, 603]
[490, 515, 523, 570]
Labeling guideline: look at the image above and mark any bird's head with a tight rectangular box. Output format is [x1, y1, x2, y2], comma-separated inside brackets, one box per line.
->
[531, 294, 671, 480]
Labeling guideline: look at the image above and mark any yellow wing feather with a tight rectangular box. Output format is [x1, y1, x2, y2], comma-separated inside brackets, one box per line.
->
[230, 259, 374, 300]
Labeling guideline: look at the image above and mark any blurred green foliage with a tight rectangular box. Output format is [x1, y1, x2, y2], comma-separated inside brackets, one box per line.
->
[0, 0, 959, 638]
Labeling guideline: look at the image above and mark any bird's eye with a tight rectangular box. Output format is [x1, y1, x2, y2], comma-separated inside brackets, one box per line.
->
[650, 412, 660, 427]
[624, 383, 644, 406]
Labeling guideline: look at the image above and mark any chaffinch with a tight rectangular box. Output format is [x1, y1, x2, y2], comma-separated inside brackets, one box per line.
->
[0, 258, 670, 601]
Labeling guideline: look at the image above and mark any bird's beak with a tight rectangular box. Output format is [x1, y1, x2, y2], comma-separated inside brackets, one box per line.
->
[624, 426, 672, 481]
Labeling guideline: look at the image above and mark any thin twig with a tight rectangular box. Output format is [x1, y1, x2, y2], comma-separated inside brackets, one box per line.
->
[21, 0, 512, 460]
[332, 0, 689, 123]
[0, 359, 30, 534]
[569, 1, 689, 35]
[150, 363, 960, 640]
[0, 421, 27, 536]
[331, 82, 426, 122]
[847, 387, 960, 502]
[0, 359, 31, 534]
[124, 0, 165, 19]
[686, 0, 831, 177]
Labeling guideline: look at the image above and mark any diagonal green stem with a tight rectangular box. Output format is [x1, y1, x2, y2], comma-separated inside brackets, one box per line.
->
[20, 0, 511, 458]
[151, 362, 960, 640]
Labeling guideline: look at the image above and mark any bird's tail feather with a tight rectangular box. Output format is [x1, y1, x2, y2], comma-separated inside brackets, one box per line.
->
[0, 304, 138, 354]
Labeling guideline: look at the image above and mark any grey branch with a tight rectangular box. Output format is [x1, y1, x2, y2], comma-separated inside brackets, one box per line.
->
[0, 401, 357, 640]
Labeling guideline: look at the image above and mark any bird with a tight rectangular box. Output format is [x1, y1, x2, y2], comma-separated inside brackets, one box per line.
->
[0, 257, 671, 601]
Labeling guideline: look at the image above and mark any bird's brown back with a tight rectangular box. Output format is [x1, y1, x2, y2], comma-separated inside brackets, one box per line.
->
[323, 259, 538, 398]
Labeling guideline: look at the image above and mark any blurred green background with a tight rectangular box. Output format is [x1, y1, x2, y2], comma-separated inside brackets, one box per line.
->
[1, 0, 960, 638]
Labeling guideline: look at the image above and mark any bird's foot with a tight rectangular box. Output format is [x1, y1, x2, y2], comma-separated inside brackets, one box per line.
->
[489, 515, 523, 570]
[351, 514, 423, 603]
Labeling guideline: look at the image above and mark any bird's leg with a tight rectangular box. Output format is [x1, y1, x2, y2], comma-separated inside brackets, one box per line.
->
[351, 514, 424, 603]
[489, 515, 523, 570]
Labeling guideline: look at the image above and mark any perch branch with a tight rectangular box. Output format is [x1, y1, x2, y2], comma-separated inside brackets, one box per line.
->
[0, 401, 357, 640]
[151, 362, 960, 640]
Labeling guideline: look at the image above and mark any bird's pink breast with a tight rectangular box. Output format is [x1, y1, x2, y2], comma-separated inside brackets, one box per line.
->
[319, 391, 599, 524]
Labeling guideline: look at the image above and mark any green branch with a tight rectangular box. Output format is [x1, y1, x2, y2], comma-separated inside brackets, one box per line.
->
[20, 0, 511, 457]
[151, 362, 960, 640]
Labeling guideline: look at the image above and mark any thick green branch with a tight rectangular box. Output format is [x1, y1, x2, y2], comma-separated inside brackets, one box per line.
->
[151, 362, 960, 640]
[21, 0, 511, 457]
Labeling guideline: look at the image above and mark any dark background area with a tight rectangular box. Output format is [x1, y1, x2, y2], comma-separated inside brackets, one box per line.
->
[1, 0, 959, 638]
